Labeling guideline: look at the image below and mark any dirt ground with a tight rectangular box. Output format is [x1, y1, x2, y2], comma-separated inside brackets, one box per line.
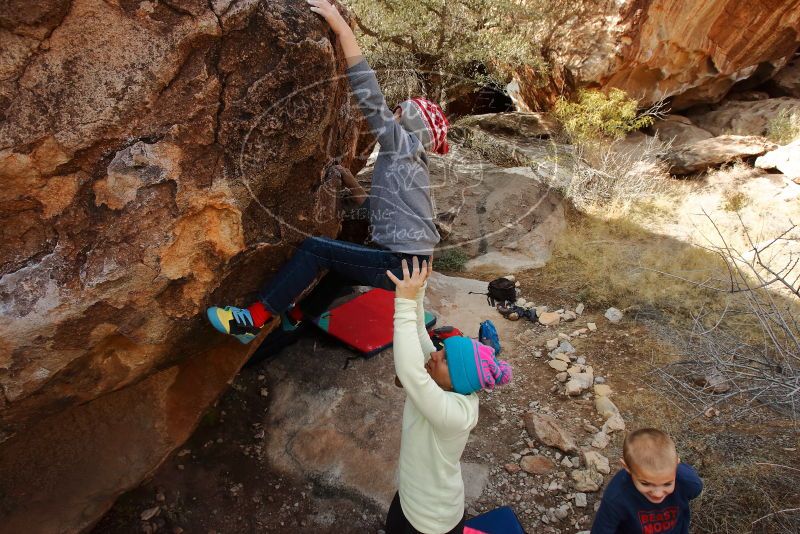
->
[93, 268, 799, 534]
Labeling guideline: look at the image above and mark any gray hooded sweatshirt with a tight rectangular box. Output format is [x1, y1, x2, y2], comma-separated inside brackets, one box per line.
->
[346, 58, 440, 257]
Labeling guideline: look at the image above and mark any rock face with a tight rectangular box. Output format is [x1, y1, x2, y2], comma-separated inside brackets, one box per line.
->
[0, 0, 365, 531]
[771, 55, 800, 97]
[516, 0, 800, 110]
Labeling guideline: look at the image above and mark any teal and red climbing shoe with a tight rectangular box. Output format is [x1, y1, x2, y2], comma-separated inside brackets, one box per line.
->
[206, 305, 262, 344]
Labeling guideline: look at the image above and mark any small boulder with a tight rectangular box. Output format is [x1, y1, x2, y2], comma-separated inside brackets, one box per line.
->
[504, 463, 522, 475]
[587, 322, 597, 331]
[575, 303, 585, 315]
[604, 308, 624, 323]
[593, 384, 612, 397]
[549, 360, 569, 372]
[595, 396, 621, 419]
[556, 372, 569, 383]
[565, 379, 587, 396]
[523, 412, 578, 453]
[575, 492, 588, 508]
[520, 455, 556, 475]
[582, 450, 611, 475]
[551, 340, 576, 355]
[561, 310, 578, 322]
[539, 311, 561, 326]
[566, 374, 594, 396]
[546, 338, 559, 350]
[603, 414, 626, 433]
[591, 431, 610, 449]
[553, 504, 570, 520]
[571, 469, 603, 492]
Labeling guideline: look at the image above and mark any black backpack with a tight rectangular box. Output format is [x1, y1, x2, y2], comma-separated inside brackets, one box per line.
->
[470, 277, 517, 306]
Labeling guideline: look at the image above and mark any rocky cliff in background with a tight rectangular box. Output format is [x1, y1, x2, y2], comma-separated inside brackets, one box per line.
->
[0, 0, 363, 530]
[516, 0, 800, 110]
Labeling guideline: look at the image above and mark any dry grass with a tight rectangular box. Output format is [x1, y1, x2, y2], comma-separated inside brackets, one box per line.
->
[532, 210, 730, 317]
[592, 327, 800, 534]
[564, 135, 674, 213]
[766, 109, 800, 145]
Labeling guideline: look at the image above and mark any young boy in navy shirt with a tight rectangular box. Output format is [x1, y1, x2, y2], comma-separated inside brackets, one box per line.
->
[591, 428, 703, 534]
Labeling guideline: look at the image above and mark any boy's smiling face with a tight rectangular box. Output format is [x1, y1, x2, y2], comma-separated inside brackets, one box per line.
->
[622, 460, 678, 504]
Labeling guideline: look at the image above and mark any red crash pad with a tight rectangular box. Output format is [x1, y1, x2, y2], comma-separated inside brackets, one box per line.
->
[310, 288, 436, 356]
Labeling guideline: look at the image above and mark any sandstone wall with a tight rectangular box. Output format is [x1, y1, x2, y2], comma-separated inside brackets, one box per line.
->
[0, 0, 364, 530]
[516, 0, 800, 110]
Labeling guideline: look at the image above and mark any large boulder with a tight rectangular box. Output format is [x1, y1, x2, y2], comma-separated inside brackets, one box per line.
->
[358, 114, 568, 272]
[650, 115, 713, 147]
[451, 111, 560, 140]
[515, 0, 800, 110]
[431, 154, 566, 272]
[662, 135, 778, 175]
[755, 140, 800, 179]
[0, 0, 365, 531]
[688, 97, 800, 137]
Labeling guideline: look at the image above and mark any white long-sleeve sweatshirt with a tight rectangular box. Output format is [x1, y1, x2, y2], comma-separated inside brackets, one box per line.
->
[393, 287, 479, 533]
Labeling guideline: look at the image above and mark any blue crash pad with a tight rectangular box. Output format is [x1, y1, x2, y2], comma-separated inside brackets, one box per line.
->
[465, 506, 525, 534]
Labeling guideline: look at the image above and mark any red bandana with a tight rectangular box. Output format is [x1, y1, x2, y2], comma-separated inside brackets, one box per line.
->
[409, 97, 450, 155]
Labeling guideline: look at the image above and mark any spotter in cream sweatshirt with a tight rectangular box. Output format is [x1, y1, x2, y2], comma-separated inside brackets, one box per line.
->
[393, 287, 479, 533]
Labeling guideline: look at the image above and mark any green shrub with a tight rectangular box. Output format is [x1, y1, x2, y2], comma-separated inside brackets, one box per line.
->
[721, 190, 749, 212]
[766, 108, 800, 145]
[554, 88, 655, 143]
[434, 248, 469, 272]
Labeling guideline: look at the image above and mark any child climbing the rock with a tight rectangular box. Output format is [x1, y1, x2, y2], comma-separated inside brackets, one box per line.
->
[207, 0, 448, 343]
[387, 256, 512, 534]
[591, 428, 703, 534]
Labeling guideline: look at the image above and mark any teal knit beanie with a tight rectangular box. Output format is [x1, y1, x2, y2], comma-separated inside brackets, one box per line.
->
[443, 336, 512, 395]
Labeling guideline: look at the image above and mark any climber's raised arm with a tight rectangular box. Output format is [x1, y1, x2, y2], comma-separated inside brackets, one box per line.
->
[307, 0, 363, 67]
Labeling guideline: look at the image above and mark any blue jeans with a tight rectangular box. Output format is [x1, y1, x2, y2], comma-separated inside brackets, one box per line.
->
[258, 237, 429, 314]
